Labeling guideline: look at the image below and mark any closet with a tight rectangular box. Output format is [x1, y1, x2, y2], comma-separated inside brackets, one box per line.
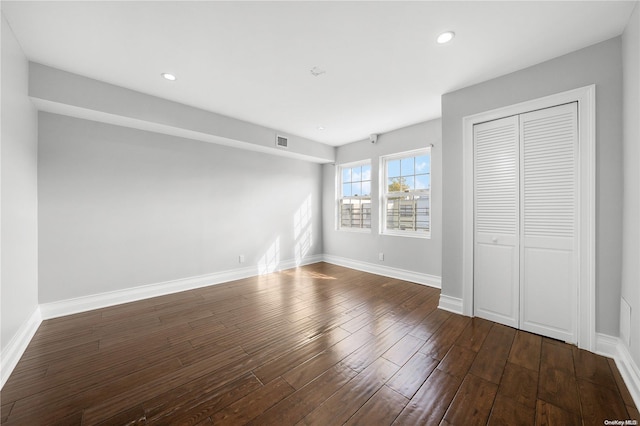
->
[473, 102, 578, 343]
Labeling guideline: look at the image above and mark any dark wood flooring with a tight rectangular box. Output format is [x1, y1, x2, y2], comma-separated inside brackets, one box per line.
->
[1, 263, 638, 425]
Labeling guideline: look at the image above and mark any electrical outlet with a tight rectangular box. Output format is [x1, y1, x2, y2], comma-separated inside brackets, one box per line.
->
[239, 255, 245, 264]
[379, 253, 384, 261]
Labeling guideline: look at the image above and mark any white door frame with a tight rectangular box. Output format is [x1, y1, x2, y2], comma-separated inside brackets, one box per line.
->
[461, 85, 596, 351]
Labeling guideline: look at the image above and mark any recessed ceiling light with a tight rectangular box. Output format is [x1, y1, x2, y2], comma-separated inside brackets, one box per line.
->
[161, 73, 177, 81]
[436, 31, 455, 44]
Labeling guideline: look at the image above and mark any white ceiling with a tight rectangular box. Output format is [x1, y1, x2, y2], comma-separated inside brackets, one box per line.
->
[2, 1, 636, 146]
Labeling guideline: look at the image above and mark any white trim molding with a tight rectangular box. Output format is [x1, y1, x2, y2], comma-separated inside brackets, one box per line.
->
[1, 307, 43, 389]
[33, 253, 436, 322]
[322, 254, 441, 288]
[461, 85, 596, 351]
[438, 294, 464, 315]
[595, 333, 640, 409]
[40, 254, 323, 320]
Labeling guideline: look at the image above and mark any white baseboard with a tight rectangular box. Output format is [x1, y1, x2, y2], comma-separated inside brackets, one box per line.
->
[39, 254, 437, 320]
[322, 255, 441, 288]
[40, 254, 323, 320]
[1, 307, 42, 389]
[438, 294, 464, 315]
[595, 333, 640, 409]
[595, 332, 619, 356]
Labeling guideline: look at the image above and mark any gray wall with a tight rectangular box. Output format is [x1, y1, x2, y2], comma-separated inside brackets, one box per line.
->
[38, 113, 323, 303]
[1, 15, 39, 351]
[29, 63, 335, 164]
[442, 37, 623, 336]
[622, 3, 640, 368]
[322, 119, 441, 278]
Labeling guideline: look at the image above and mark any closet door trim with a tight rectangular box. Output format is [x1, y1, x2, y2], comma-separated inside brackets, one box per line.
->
[460, 85, 596, 351]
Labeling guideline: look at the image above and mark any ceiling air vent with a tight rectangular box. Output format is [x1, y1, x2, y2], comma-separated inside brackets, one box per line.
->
[276, 135, 288, 148]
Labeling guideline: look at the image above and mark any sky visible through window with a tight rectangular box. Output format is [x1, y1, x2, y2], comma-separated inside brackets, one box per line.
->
[342, 164, 371, 197]
[387, 154, 430, 192]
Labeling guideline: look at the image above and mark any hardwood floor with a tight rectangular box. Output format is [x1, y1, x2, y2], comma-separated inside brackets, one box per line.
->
[1, 263, 637, 425]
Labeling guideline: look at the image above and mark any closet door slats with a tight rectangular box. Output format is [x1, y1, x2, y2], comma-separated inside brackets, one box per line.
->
[473, 115, 520, 327]
[473, 103, 578, 344]
[520, 103, 578, 342]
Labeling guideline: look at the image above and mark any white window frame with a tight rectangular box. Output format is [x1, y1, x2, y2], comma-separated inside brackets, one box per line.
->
[380, 148, 431, 238]
[337, 160, 372, 232]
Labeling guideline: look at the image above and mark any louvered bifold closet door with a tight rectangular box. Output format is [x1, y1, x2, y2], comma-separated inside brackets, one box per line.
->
[473, 115, 520, 327]
[520, 102, 578, 343]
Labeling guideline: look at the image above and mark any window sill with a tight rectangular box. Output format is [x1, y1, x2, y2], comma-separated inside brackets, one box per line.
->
[338, 227, 372, 234]
[380, 231, 431, 239]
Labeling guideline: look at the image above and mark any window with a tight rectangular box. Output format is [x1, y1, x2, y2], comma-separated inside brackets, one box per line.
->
[338, 161, 371, 230]
[381, 148, 431, 237]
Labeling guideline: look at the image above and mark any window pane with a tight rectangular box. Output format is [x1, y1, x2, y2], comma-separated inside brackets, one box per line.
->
[387, 176, 413, 192]
[362, 201, 371, 228]
[415, 155, 430, 174]
[351, 166, 361, 182]
[387, 160, 401, 178]
[404, 176, 415, 191]
[401, 157, 414, 176]
[352, 182, 362, 196]
[361, 164, 371, 180]
[387, 178, 401, 192]
[340, 198, 371, 229]
[387, 197, 416, 230]
[351, 202, 362, 227]
[415, 174, 430, 190]
[386, 198, 401, 230]
[342, 168, 351, 183]
[361, 181, 371, 196]
[416, 197, 430, 232]
[342, 183, 352, 197]
[340, 201, 352, 227]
